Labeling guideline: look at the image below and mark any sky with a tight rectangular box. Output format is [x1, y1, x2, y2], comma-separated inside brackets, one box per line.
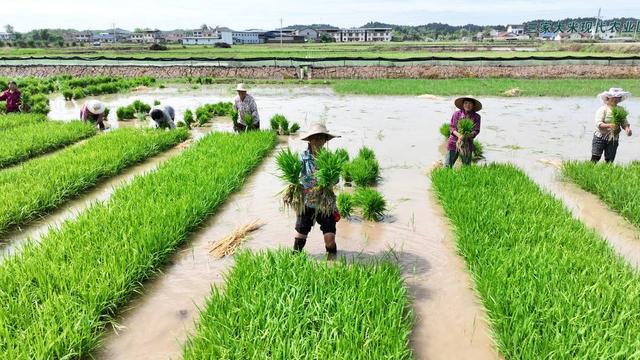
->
[3, 0, 640, 32]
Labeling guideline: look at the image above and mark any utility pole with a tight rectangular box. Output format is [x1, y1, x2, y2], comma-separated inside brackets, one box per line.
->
[112, 22, 116, 44]
[592, 8, 601, 40]
[280, 18, 283, 47]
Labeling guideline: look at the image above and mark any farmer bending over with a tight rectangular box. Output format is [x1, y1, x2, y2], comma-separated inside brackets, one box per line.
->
[293, 123, 341, 257]
[80, 100, 106, 130]
[591, 88, 632, 163]
[233, 83, 260, 132]
[0, 80, 21, 113]
[149, 105, 177, 129]
[446, 96, 482, 167]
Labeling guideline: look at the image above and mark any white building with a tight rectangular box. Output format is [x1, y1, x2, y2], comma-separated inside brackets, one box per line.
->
[297, 28, 319, 41]
[318, 27, 392, 42]
[0, 32, 15, 41]
[506, 24, 525, 36]
[232, 30, 263, 44]
[182, 28, 232, 45]
[130, 30, 162, 43]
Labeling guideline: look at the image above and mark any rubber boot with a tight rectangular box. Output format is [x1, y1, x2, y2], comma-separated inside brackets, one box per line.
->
[293, 237, 307, 253]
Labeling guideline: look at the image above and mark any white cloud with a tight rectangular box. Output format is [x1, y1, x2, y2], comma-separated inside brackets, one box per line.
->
[3, 0, 639, 31]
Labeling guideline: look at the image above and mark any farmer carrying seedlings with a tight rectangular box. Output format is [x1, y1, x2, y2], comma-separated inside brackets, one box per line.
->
[149, 105, 177, 129]
[591, 88, 632, 163]
[80, 100, 106, 131]
[446, 97, 482, 167]
[293, 123, 341, 257]
[233, 83, 260, 132]
[0, 81, 21, 113]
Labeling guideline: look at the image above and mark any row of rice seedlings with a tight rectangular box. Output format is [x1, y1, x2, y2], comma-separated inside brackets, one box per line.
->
[183, 250, 414, 359]
[116, 100, 151, 121]
[337, 188, 387, 221]
[431, 163, 640, 359]
[269, 114, 300, 135]
[341, 146, 380, 187]
[0, 121, 96, 169]
[439, 122, 484, 160]
[193, 102, 234, 126]
[0, 128, 188, 236]
[60, 77, 156, 101]
[0, 131, 277, 358]
[562, 161, 640, 227]
[0, 113, 46, 130]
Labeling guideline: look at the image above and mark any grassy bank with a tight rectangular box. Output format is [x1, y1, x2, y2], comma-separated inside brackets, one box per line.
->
[0, 128, 188, 236]
[331, 78, 640, 96]
[183, 250, 413, 359]
[0, 131, 276, 358]
[562, 161, 640, 228]
[431, 164, 640, 358]
[0, 121, 96, 168]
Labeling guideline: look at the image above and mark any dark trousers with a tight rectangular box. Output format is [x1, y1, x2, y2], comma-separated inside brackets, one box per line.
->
[446, 150, 472, 168]
[591, 135, 618, 163]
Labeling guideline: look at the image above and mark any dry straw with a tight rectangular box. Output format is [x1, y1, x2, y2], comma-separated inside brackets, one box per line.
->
[208, 220, 264, 258]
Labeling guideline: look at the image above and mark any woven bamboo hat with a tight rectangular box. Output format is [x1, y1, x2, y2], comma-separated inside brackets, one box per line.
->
[598, 88, 631, 103]
[300, 123, 339, 141]
[454, 97, 482, 112]
[86, 100, 105, 115]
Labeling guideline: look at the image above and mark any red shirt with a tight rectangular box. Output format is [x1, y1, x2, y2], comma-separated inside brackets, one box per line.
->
[0, 90, 21, 112]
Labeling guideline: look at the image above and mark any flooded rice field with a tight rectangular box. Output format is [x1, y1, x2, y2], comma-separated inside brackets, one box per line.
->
[30, 86, 640, 358]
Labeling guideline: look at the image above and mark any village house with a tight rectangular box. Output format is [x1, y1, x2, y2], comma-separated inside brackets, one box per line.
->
[506, 24, 525, 36]
[129, 30, 162, 44]
[296, 28, 319, 41]
[0, 32, 15, 41]
[231, 29, 263, 44]
[182, 28, 233, 45]
[318, 27, 392, 42]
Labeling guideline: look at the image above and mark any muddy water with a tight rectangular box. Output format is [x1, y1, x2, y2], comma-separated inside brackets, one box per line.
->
[0, 127, 213, 260]
[73, 87, 640, 359]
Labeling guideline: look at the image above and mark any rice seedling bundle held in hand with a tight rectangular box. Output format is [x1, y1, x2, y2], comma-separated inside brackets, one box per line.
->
[275, 148, 304, 214]
[440, 122, 451, 138]
[456, 118, 474, 156]
[314, 148, 346, 216]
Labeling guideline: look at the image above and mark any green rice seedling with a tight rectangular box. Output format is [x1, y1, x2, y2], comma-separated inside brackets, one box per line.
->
[357, 146, 376, 161]
[440, 122, 451, 138]
[275, 148, 304, 214]
[279, 117, 290, 135]
[563, 161, 640, 228]
[0, 128, 188, 235]
[230, 109, 239, 126]
[349, 156, 380, 187]
[183, 109, 194, 129]
[242, 113, 255, 130]
[0, 131, 276, 358]
[136, 112, 147, 122]
[131, 100, 151, 114]
[0, 121, 96, 169]
[0, 113, 46, 130]
[314, 148, 344, 216]
[0, 102, 6, 113]
[183, 250, 413, 359]
[153, 100, 161, 106]
[341, 161, 353, 183]
[334, 148, 350, 164]
[432, 163, 640, 358]
[289, 122, 300, 134]
[611, 106, 628, 128]
[71, 88, 86, 100]
[457, 118, 474, 136]
[353, 187, 387, 221]
[61, 88, 73, 101]
[103, 107, 110, 119]
[116, 106, 135, 121]
[473, 140, 484, 160]
[337, 192, 354, 218]
[270, 115, 282, 131]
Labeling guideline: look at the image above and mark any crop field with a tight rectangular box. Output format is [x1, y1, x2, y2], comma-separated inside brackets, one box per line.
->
[0, 128, 188, 236]
[0, 120, 96, 168]
[183, 250, 413, 359]
[432, 164, 640, 359]
[0, 113, 46, 130]
[0, 131, 275, 358]
[562, 161, 640, 228]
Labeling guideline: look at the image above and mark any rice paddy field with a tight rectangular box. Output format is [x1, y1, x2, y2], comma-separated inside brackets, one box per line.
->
[3, 81, 640, 359]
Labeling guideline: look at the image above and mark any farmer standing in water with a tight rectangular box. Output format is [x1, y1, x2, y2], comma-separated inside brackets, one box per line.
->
[233, 83, 260, 132]
[0, 80, 21, 113]
[446, 97, 482, 167]
[149, 104, 177, 129]
[591, 88, 632, 163]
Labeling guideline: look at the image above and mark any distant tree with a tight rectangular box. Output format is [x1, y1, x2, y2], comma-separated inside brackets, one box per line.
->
[0, 41, 4, 47]
[4, 24, 14, 33]
[200, 24, 209, 30]
[27, 40, 35, 48]
[319, 33, 334, 43]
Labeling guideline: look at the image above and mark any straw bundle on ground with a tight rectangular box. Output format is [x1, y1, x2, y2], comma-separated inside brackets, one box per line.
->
[208, 220, 264, 258]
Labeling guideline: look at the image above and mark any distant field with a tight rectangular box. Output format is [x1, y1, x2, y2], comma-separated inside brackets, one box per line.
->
[1, 42, 638, 59]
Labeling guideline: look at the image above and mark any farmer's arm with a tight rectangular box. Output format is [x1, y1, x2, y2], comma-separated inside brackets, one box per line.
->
[595, 107, 614, 130]
[0, 91, 7, 101]
[450, 112, 462, 138]
[471, 115, 481, 138]
[623, 118, 632, 136]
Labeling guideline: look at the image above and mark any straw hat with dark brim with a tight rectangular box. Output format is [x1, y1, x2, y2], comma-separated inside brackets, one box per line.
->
[454, 97, 482, 112]
[236, 83, 248, 92]
[598, 88, 631, 103]
[300, 123, 340, 141]
[86, 100, 105, 115]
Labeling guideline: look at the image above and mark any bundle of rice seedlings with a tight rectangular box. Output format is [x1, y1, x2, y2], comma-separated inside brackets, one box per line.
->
[183, 109, 194, 129]
[279, 118, 290, 134]
[611, 106, 628, 127]
[349, 156, 380, 187]
[357, 147, 376, 161]
[230, 109, 239, 126]
[314, 149, 344, 216]
[335, 148, 350, 164]
[456, 118, 474, 156]
[473, 140, 484, 160]
[337, 192, 354, 218]
[208, 220, 264, 258]
[243, 113, 255, 130]
[275, 148, 304, 214]
[289, 123, 300, 134]
[270, 115, 281, 131]
[440, 123, 451, 138]
[353, 187, 387, 221]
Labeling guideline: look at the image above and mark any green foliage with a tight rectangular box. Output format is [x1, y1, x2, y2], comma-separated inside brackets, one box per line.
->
[432, 163, 640, 358]
[194, 102, 234, 126]
[269, 114, 300, 135]
[353, 187, 387, 221]
[440, 122, 451, 138]
[473, 140, 484, 160]
[357, 146, 376, 161]
[270, 114, 286, 130]
[0, 102, 6, 113]
[611, 106, 628, 127]
[349, 156, 380, 187]
[61, 88, 73, 101]
[334, 148, 350, 164]
[337, 192, 354, 218]
[153, 100, 161, 106]
[457, 118, 474, 136]
[183, 109, 194, 128]
[0, 131, 276, 358]
[183, 250, 413, 359]
[0, 128, 188, 235]
[116, 100, 151, 121]
[289, 122, 300, 134]
[275, 148, 304, 214]
[0, 113, 46, 130]
[0, 121, 96, 168]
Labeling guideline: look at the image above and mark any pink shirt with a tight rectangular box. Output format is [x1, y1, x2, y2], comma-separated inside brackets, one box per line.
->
[447, 109, 481, 151]
[0, 90, 21, 112]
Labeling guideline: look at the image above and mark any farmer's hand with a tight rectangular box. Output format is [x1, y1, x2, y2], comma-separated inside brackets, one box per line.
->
[626, 128, 633, 136]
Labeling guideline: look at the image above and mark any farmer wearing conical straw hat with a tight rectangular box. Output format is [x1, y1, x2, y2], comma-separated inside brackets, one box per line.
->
[591, 88, 632, 163]
[233, 83, 260, 132]
[80, 100, 107, 131]
[293, 123, 341, 257]
[446, 97, 482, 167]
